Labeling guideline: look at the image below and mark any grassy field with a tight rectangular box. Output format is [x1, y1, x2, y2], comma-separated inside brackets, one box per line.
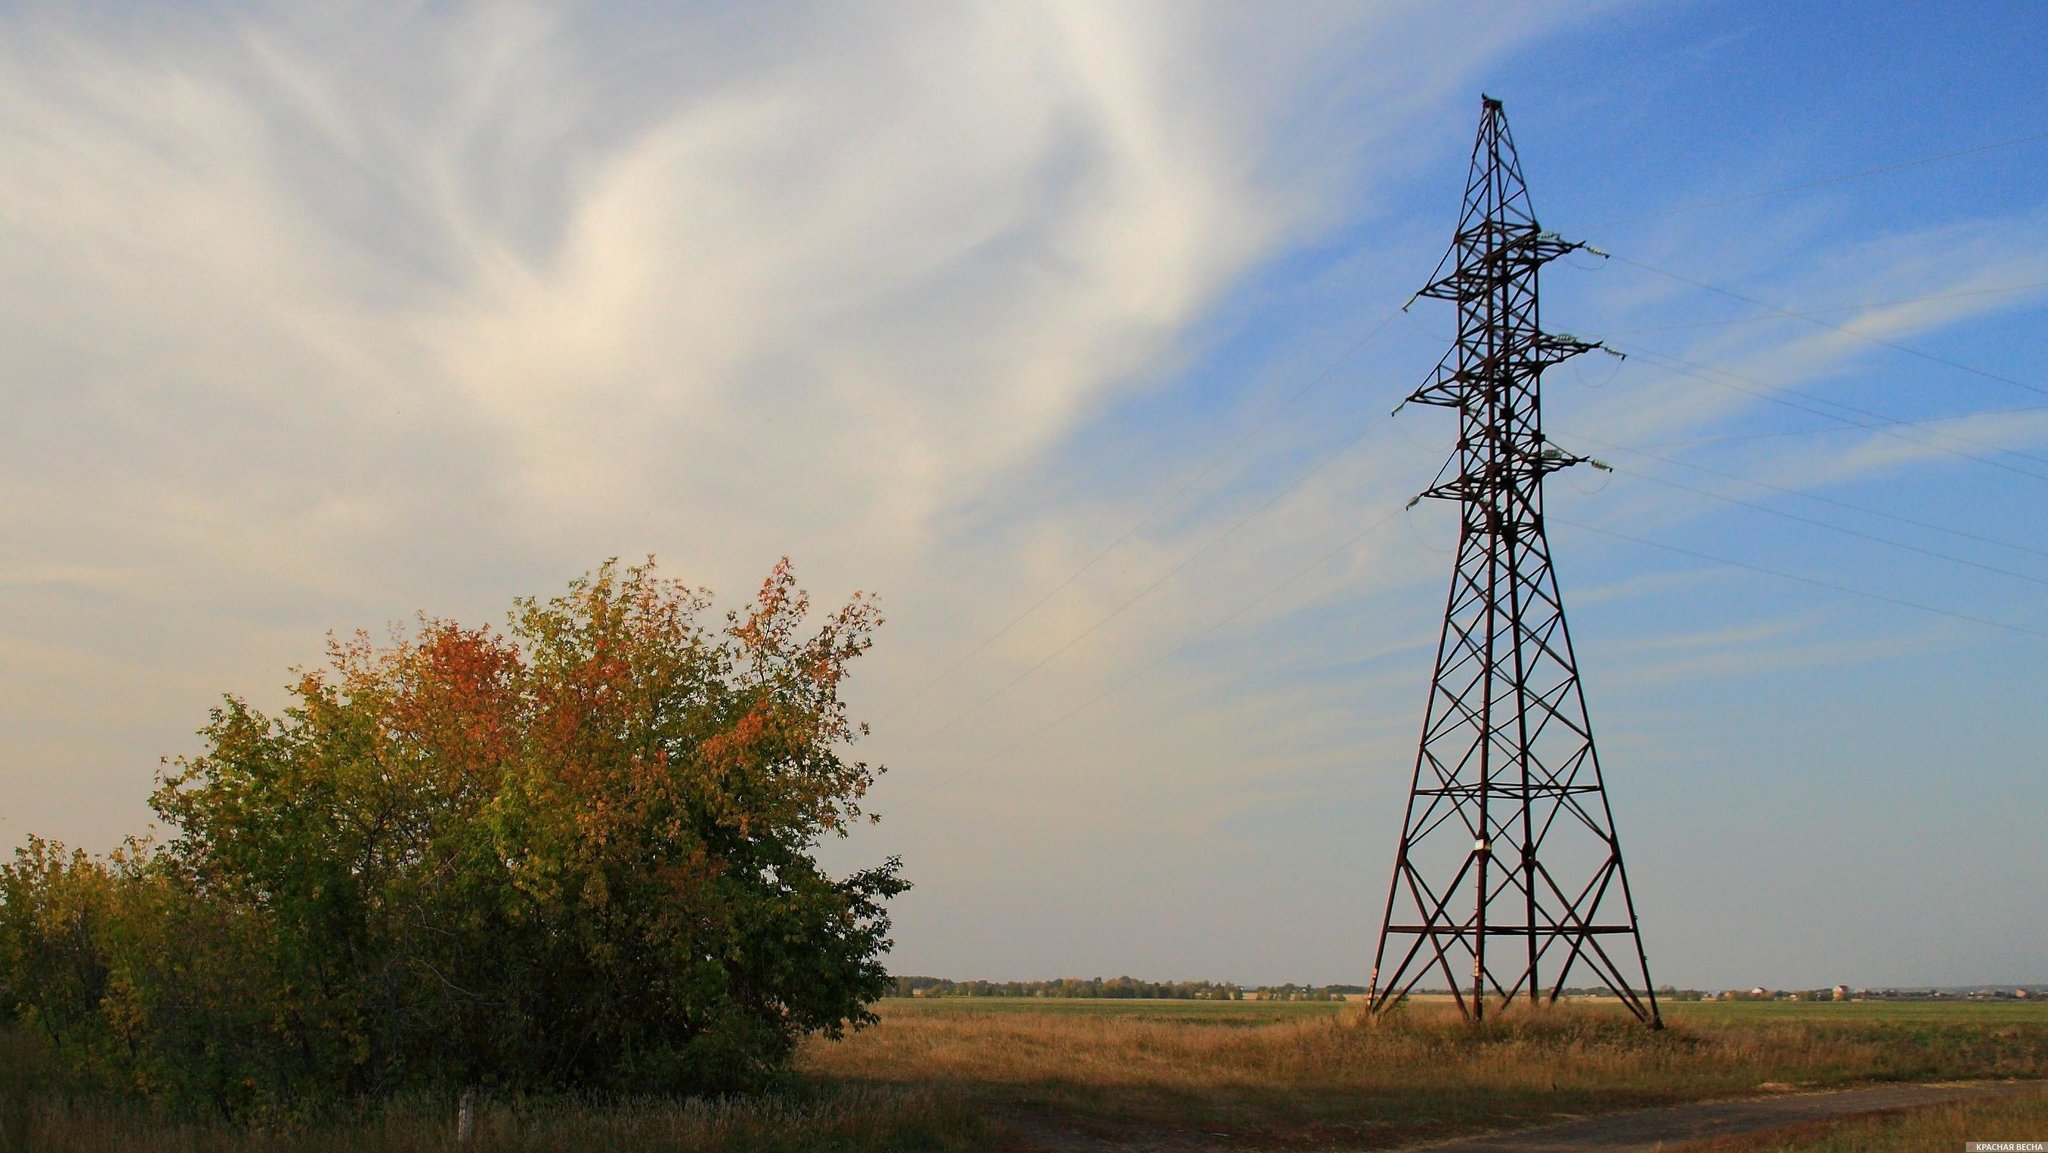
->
[1673, 1080, 2048, 1151]
[800, 997, 2048, 1147]
[1, 998, 2042, 1150]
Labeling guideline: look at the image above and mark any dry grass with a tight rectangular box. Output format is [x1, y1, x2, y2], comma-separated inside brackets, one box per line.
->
[3, 1000, 2042, 1150]
[797, 999, 2048, 1147]
[0, 1024, 986, 1153]
[1671, 1081, 2048, 1151]
[0, 1087, 989, 1153]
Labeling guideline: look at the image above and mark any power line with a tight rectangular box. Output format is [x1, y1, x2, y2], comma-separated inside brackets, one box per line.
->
[1599, 279, 2048, 337]
[1604, 253, 2048, 401]
[893, 404, 1400, 758]
[1617, 341, 2048, 475]
[882, 123, 2048, 804]
[1598, 463, 2048, 588]
[895, 499, 1409, 805]
[1573, 434, 2048, 562]
[1586, 127, 2048, 228]
[1551, 517, 2048, 641]
[1610, 343, 2048, 483]
[878, 304, 1409, 723]
[1604, 402, 2048, 451]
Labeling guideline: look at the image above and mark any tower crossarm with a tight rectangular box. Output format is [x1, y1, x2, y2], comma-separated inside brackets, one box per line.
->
[1415, 229, 1589, 302]
[1406, 332, 1608, 409]
[1415, 443, 1602, 505]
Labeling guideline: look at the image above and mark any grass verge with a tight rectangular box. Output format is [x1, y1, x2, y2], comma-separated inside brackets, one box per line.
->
[3, 999, 2043, 1150]
[1671, 1081, 2048, 1151]
[798, 998, 2048, 1148]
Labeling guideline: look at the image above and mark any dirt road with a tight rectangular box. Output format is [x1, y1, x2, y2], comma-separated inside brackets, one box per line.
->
[1403, 1081, 2032, 1152]
[1006, 1080, 2038, 1152]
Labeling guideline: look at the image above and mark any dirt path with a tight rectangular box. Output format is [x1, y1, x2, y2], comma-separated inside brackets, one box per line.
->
[1399, 1080, 2036, 1152]
[1003, 1081, 2039, 1152]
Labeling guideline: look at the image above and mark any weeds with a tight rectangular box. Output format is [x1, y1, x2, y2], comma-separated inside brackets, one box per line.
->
[0, 1083, 987, 1152]
[1671, 1082, 2048, 1151]
[2, 1000, 2041, 1150]
[800, 999, 2048, 1146]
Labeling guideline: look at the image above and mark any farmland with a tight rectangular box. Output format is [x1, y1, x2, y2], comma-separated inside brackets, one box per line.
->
[801, 997, 2048, 1148]
[3, 997, 2042, 1150]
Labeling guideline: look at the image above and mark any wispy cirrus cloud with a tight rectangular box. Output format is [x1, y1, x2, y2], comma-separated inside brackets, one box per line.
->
[0, 0, 1593, 875]
[7, 1, 2039, 988]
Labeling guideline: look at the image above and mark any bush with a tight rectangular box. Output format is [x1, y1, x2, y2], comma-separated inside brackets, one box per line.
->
[0, 559, 906, 1116]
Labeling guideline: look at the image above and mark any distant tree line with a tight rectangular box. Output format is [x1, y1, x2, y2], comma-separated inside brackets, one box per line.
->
[890, 977, 1370, 1001]
[0, 561, 906, 1120]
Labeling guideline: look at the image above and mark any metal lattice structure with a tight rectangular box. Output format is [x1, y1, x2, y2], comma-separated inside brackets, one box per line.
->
[1365, 97, 1659, 1026]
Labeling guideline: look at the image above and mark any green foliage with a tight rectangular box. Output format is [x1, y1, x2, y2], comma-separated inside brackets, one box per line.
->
[893, 976, 1247, 1000]
[0, 559, 906, 1117]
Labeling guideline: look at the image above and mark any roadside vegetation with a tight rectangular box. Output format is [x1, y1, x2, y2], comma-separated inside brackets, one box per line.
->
[804, 997, 2048, 1148]
[0, 998, 2041, 1149]
[1672, 1080, 2048, 1151]
[0, 567, 2039, 1152]
[0, 561, 905, 1125]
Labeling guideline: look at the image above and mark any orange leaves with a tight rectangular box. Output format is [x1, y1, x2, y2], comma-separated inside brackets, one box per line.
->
[386, 622, 523, 799]
[32, 556, 903, 1107]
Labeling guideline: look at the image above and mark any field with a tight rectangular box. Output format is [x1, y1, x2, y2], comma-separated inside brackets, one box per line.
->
[1673, 1081, 2048, 1150]
[801, 997, 2048, 1148]
[2, 998, 2043, 1150]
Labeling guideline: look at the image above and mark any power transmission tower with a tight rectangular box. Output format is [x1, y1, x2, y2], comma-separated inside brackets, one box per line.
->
[1365, 97, 1660, 1027]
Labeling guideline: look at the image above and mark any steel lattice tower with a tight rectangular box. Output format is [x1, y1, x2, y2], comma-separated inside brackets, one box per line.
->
[1366, 97, 1659, 1026]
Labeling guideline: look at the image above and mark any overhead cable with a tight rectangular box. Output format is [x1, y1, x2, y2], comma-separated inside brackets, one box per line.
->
[879, 303, 1410, 723]
[1587, 127, 2048, 228]
[1610, 343, 2048, 483]
[1600, 279, 2048, 337]
[1599, 464, 2048, 587]
[1552, 517, 2048, 641]
[1573, 433, 2048, 561]
[896, 499, 1409, 804]
[893, 405, 1400, 757]
[1605, 253, 2048, 401]
[1607, 402, 2048, 452]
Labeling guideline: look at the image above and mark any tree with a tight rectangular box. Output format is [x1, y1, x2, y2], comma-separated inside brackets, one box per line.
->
[0, 559, 906, 1115]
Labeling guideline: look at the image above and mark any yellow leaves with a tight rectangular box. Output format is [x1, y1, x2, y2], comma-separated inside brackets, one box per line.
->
[6, 556, 902, 1109]
[581, 870, 610, 913]
[99, 971, 148, 1043]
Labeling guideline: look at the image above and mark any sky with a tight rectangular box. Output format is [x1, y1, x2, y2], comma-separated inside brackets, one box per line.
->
[2, 0, 2044, 992]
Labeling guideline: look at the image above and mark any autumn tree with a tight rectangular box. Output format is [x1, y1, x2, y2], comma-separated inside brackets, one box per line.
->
[0, 559, 904, 1115]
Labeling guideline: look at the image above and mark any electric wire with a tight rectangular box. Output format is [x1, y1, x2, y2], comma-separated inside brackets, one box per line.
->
[883, 130, 2048, 800]
[1569, 433, 2048, 562]
[1594, 464, 2048, 587]
[1611, 342, 2048, 483]
[1598, 279, 2048, 337]
[1610, 402, 2048, 451]
[1604, 253, 2048, 401]
[892, 407, 1400, 757]
[877, 304, 1409, 723]
[1551, 516, 2048, 641]
[894, 499, 1410, 804]
[1585, 127, 2048, 229]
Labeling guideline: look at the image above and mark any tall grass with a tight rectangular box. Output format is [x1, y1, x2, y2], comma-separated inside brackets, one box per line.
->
[1672, 1082, 2048, 1151]
[0, 1087, 988, 1153]
[799, 999, 2048, 1146]
[4, 1001, 2041, 1150]
[0, 1026, 985, 1153]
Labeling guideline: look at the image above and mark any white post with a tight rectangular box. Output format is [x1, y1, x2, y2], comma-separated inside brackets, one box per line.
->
[457, 1087, 478, 1144]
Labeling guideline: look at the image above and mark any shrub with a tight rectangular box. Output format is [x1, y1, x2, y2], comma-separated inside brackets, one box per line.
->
[0, 559, 905, 1116]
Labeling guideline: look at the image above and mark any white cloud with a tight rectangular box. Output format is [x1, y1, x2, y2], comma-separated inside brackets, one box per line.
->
[42, 0, 2008, 986]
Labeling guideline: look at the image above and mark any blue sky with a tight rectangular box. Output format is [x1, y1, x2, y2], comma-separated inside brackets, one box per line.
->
[1, 1, 2043, 991]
